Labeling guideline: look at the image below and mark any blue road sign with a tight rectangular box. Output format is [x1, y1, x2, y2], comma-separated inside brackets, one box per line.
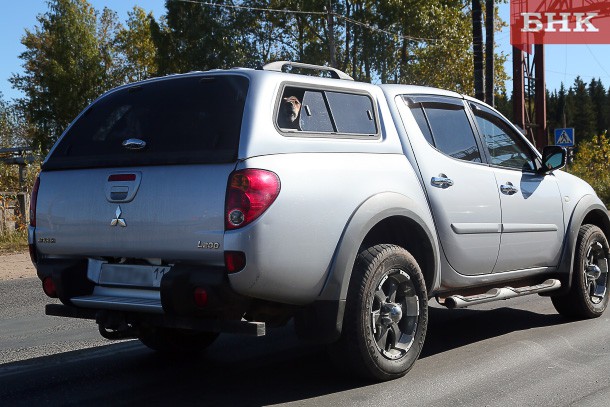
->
[554, 128, 575, 147]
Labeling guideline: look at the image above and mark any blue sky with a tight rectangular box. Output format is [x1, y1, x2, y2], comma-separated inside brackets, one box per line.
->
[0, 0, 166, 101]
[1, 1, 610, 102]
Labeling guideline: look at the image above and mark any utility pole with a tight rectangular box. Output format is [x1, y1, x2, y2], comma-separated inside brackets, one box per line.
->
[512, 47, 526, 134]
[472, 0, 485, 101]
[326, 0, 337, 68]
[485, 0, 494, 107]
[534, 44, 547, 148]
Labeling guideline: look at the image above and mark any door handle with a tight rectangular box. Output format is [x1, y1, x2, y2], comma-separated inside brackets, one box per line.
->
[431, 174, 454, 189]
[500, 182, 518, 195]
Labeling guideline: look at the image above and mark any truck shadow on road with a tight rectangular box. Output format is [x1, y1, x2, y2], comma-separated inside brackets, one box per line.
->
[421, 304, 568, 358]
[0, 305, 575, 406]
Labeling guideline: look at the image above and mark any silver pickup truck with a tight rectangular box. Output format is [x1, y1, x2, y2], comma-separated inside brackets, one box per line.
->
[29, 62, 610, 381]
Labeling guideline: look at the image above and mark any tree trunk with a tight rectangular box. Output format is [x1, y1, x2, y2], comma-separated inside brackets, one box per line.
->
[472, 0, 484, 101]
[485, 0, 494, 106]
[327, 0, 337, 68]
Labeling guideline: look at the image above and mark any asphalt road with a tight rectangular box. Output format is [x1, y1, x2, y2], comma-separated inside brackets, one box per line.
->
[1, 277, 609, 407]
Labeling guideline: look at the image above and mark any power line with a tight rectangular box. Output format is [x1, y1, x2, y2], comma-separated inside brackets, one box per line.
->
[340, 15, 438, 44]
[170, 0, 326, 16]
[169, 0, 439, 43]
[585, 44, 610, 80]
[547, 69, 601, 80]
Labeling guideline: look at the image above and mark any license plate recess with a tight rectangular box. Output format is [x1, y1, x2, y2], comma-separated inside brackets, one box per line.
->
[98, 264, 171, 288]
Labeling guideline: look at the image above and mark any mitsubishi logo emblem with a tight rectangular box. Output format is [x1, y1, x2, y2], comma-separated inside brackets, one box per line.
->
[110, 206, 126, 227]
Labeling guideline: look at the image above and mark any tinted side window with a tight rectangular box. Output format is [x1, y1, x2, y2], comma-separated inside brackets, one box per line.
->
[277, 86, 377, 136]
[422, 103, 481, 163]
[473, 106, 536, 171]
[301, 91, 334, 132]
[326, 92, 376, 134]
[409, 105, 434, 145]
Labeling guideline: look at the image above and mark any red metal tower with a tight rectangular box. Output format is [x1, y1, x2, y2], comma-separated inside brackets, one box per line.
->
[511, 0, 610, 150]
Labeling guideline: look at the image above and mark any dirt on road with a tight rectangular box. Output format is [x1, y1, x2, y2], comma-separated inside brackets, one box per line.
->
[0, 252, 36, 281]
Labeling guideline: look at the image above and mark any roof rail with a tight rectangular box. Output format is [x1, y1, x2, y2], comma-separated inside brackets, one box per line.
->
[262, 61, 353, 81]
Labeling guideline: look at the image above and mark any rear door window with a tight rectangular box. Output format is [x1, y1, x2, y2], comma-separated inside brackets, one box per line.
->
[44, 75, 249, 170]
[405, 96, 482, 163]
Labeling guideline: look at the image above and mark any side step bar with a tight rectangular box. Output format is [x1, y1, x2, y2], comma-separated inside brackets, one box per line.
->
[442, 279, 561, 309]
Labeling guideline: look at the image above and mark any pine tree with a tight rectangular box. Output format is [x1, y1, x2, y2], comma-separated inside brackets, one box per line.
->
[546, 89, 558, 133]
[570, 77, 595, 143]
[589, 78, 607, 135]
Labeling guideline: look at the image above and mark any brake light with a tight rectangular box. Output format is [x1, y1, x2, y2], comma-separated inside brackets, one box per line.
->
[108, 174, 136, 182]
[30, 176, 40, 227]
[225, 169, 280, 230]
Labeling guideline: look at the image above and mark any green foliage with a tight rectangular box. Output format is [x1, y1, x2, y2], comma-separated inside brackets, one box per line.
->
[235, 0, 509, 94]
[0, 160, 41, 194]
[9, 0, 163, 153]
[570, 132, 610, 205]
[238, 0, 331, 67]
[152, 0, 257, 75]
[116, 6, 157, 82]
[1, 94, 40, 194]
[572, 77, 595, 141]
[589, 78, 607, 135]
[546, 77, 608, 146]
[0, 228, 28, 254]
[1, 93, 32, 149]
[10, 0, 107, 151]
[97, 7, 124, 90]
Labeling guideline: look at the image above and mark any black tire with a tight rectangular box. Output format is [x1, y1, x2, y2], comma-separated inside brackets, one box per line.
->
[138, 327, 219, 353]
[331, 244, 428, 381]
[551, 224, 610, 319]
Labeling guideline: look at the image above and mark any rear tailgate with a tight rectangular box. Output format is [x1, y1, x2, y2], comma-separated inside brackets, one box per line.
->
[34, 164, 234, 264]
[34, 73, 249, 264]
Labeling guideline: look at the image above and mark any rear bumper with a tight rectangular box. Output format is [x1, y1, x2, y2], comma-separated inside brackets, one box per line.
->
[36, 258, 250, 316]
[46, 304, 266, 336]
[37, 258, 257, 333]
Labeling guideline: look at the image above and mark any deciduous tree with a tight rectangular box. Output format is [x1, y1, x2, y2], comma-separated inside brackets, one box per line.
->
[116, 6, 158, 82]
[10, 0, 107, 150]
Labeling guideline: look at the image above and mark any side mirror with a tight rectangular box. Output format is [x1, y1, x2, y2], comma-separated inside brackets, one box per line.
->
[541, 145, 567, 173]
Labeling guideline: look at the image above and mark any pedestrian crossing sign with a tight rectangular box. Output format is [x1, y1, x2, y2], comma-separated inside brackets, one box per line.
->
[554, 128, 575, 147]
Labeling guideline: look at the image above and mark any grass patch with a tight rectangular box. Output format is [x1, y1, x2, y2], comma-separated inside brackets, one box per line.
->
[0, 229, 28, 254]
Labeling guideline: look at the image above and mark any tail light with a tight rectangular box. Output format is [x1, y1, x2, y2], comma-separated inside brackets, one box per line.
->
[30, 176, 40, 227]
[225, 169, 280, 230]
